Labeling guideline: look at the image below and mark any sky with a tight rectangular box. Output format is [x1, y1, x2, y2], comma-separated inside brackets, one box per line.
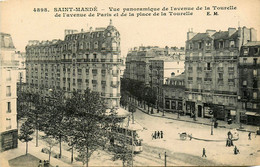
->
[1, 0, 260, 56]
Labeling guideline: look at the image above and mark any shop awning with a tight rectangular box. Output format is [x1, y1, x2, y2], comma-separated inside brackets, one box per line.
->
[245, 112, 257, 116]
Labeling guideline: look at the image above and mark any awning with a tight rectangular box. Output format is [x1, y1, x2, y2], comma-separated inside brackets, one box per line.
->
[245, 112, 257, 116]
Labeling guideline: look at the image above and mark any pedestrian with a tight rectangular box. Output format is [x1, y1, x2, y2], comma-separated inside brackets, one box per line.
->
[248, 132, 251, 140]
[160, 131, 163, 139]
[38, 160, 43, 167]
[189, 133, 192, 140]
[157, 131, 160, 139]
[159, 153, 161, 159]
[234, 146, 239, 155]
[202, 148, 207, 157]
[154, 131, 157, 139]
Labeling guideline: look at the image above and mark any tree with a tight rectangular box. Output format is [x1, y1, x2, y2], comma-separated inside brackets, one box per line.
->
[42, 90, 67, 158]
[65, 89, 107, 167]
[41, 135, 58, 163]
[18, 120, 34, 155]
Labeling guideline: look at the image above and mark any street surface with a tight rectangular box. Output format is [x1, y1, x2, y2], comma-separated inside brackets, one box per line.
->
[2, 109, 259, 166]
[132, 108, 260, 166]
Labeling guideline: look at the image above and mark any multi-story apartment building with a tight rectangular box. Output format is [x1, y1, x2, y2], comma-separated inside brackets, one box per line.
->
[0, 33, 18, 152]
[163, 73, 185, 114]
[185, 27, 257, 121]
[238, 41, 260, 125]
[124, 46, 161, 85]
[25, 20, 121, 109]
[14, 51, 26, 84]
[149, 54, 185, 109]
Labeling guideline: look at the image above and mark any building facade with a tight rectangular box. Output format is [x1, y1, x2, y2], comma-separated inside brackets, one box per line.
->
[185, 27, 257, 121]
[163, 73, 185, 114]
[0, 33, 18, 152]
[25, 20, 122, 108]
[149, 53, 185, 109]
[238, 41, 260, 125]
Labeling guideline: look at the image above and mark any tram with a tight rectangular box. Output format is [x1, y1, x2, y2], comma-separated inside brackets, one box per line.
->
[110, 126, 143, 153]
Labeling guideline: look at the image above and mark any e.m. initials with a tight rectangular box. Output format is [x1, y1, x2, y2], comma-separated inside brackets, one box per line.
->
[207, 12, 218, 16]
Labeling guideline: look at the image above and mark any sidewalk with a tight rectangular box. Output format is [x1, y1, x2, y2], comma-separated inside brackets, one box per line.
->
[1, 140, 71, 167]
[135, 105, 259, 133]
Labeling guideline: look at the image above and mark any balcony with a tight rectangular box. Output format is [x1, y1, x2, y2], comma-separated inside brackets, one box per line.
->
[204, 67, 212, 71]
[228, 67, 234, 72]
[6, 93, 11, 97]
[217, 67, 224, 72]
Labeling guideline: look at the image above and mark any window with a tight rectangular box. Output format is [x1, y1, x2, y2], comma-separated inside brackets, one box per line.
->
[218, 73, 223, 79]
[189, 43, 193, 49]
[243, 80, 247, 86]
[6, 70, 11, 81]
[243, 48, 249, 55]
[253, 58, 257, 65]
[198, 42, 202, 49]
[7, 102, 11, 113]
[6, 118, 11, 130]
[253, 80, 257, 88]
[243, 58, 247, 63]
[254, 48, 259, 55]
[207, 63, 211, 70]
[94, 54, 97, 59]
[253, 92, 257, 99]
[6, 86, 11, 96]
[253, 69, 257, 76]
[94, 42, 98, 49]
[206, 41, 211, 50]
[107, 32, 111, 37]
[219, 41, 224, 48]
[230, 41, 235, 47]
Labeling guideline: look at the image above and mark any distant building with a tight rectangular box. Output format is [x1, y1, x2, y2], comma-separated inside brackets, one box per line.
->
[0, 32, 18, 152]
[25, 20, 122, 109]
[14, 51, 26, 84]
[238, 41, 260, 125]
[185, 27, 257, 121]
[163, 73, 185, 114]
[149, 54, 185, 109]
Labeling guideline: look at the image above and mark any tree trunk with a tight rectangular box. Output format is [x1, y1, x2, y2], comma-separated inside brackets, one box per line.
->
[26, 142, 28, 155]
[86, 147, 89, 167]
[36, 128, 38, 147]
[49, 147, 51, 163]
[59, 135, 62, 158]
[71, 146, 73, 163]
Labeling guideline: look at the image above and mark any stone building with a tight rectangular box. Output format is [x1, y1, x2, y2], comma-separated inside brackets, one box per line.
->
[238, 41, 260, 125]
[185, 27, 257, 121]
[149, 53, 185, 109]
[0, 33, 18, 152]
[25, 20, 122, 109]
[163, 73, 185, 114]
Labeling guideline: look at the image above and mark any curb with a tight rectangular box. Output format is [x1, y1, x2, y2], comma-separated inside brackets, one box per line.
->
[136, 106, 256, 133]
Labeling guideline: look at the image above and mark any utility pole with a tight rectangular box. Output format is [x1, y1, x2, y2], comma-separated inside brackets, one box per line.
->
[211, 115, 214, 135]
[164, 151, 167, 167]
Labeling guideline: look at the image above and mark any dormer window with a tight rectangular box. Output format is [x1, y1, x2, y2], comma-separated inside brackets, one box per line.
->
[198, 42, 202, 49]
[189, 43, 193, 49]
[91, 33, 94, 38]
[219, 41, 224, 48]
[230, 41, 235, 48]
[97, 33, 100, 37]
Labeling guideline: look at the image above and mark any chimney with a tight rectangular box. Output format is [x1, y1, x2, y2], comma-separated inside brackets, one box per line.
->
[206, 29, 216, 36]
[250, 28, 257, 41]
[187, 29, 197, 40]
[228, 28, 236, 37]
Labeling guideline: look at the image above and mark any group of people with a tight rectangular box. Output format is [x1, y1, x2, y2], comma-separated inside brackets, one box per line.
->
[152, 130, 164, 140]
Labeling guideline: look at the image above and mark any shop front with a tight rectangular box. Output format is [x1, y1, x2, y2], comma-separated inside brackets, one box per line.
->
[186, 101, 195, 117]
[0, 129, 18, 152]
[245, 112, 260, 125]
